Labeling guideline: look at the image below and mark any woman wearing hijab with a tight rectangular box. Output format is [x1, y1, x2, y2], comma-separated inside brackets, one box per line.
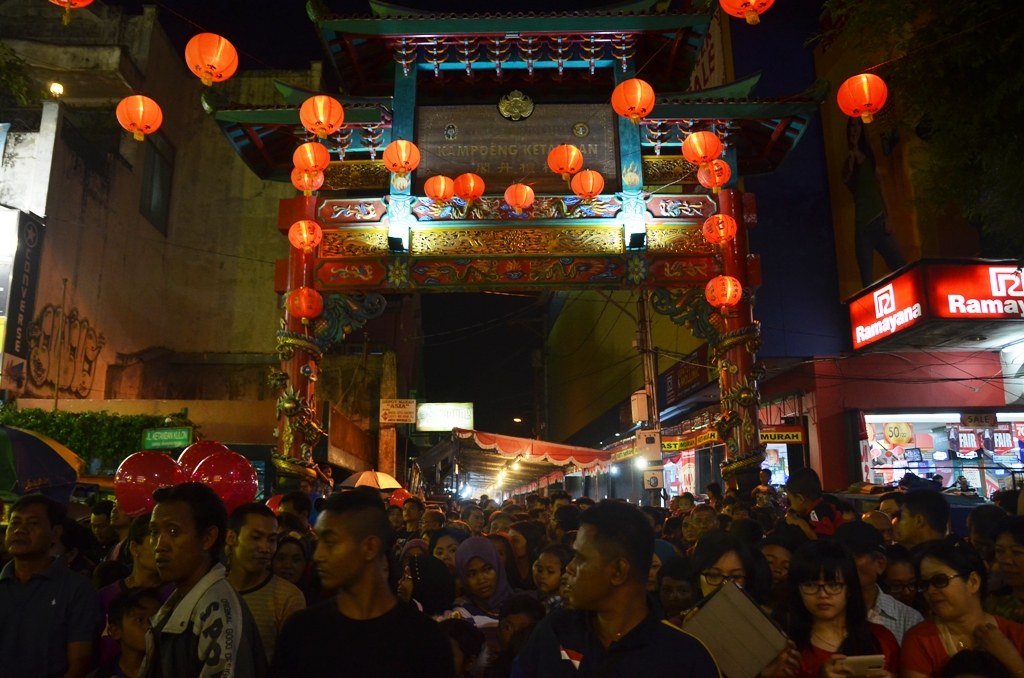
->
[649, 539, 678, 594]
[443, 536, 526, 660]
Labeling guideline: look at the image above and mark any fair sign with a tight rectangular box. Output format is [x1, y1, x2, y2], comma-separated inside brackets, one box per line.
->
[849, 261, 1024, 350]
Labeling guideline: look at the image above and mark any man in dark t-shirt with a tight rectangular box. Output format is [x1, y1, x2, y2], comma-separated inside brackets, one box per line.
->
[271, 488, 454, 678]
[513, 501, 720, 678]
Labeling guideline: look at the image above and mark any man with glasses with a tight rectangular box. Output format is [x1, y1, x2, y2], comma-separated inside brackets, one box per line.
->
[882, 544, 922, 611]
[834, 521, 922, 644]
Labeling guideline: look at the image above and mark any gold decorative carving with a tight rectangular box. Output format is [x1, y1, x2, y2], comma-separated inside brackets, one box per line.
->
[321, 229, 389, 258]
[646, 226, 714, 254]
[410, 226, 624, 256]
[498, 90, 534, 120]
[322, 160, 390, 190]
[642, 156, 698, 186]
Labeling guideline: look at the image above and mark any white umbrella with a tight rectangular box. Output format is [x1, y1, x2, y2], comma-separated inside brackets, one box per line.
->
[340, 470, 403, 489]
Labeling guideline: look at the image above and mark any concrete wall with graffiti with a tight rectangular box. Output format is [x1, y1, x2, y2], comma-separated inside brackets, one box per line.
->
[11, 19, 320, 399]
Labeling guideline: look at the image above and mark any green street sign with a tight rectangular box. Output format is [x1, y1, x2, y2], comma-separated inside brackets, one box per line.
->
[143, 427, 193, 450]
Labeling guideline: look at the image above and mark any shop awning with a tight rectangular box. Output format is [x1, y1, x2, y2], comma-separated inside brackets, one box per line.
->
[415, 428, 611, 493]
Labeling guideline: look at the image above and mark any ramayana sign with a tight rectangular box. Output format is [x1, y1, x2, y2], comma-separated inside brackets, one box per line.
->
[849, 261, 1024, 350]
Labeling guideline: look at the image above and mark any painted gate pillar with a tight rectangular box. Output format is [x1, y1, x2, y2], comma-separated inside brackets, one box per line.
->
[715, 188, 765, 491]
[274, 196, 325, 461]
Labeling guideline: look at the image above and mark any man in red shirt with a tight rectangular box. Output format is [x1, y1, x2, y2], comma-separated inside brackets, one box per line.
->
[785, 468, 843, 539]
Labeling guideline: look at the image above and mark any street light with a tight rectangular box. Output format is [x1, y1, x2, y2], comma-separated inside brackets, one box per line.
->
[513, 417, 523, 423]
[49, 82, 63, 98]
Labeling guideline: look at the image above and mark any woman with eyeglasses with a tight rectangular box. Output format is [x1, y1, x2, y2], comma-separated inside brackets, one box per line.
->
[689, 531, 803, 677]
[902, 540, 1024, 678]
[785, 540, 899, 678]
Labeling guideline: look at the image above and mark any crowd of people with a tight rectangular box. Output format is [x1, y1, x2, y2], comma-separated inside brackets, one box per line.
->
[4, 466, 1024, 677]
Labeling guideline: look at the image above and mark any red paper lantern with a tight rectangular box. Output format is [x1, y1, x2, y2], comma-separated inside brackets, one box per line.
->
[291, 168, 324, 196]
[705, 275, 743, 308]
[114, 452, 188, 517]
[288, 220, 323, 252]
[287, 286, 323, 322]
[300, 95, 345, 139]
[702, 214, 738, 244]
[611, 78, 656, 124]
[293, 142, 330, 172]
[383, 140, 421, 176]
[48, 0, 93, 25]
[184, 33, 238, 86]
[116, 95, 163, 142]
[454, 173, 485, 205]
[191, 451, 258, 516]
[177, 440, 232, 479]
[424, 175, 455, 202]
[504, 183, 535, 215]
[697, 159, 732, 194]
[571, 170, 605, 198]
[682, 131, 723, 168]
[837, 73, 888, 124]
[720, 0, 774, 25]
[547, 144, 584, 181]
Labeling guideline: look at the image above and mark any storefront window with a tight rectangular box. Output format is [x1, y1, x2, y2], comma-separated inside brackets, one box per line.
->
[862, 414, 1023, 496]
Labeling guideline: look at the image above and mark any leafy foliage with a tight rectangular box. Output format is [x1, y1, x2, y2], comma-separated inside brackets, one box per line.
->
[0, 42, 31, 107]
[820, 0, 1024, 255]
[0, 405, 198, 469]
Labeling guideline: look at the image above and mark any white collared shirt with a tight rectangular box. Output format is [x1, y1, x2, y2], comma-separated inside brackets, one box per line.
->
[867, 585, 923, 645]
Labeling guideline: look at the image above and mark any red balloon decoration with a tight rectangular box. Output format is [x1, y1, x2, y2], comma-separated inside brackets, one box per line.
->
[571, 170, 605, 199]
[293, 142, 331, 172]
[837, 73, 888, 124]
[697, 159, 732, 194]
[720, 0, 774, 25]
[288, 220, 323, 252]
[682, 131, 723, 169]
[291, 167, 324, 196]
[177, 440, 232, 478]
[705, 275, 743, 308]
[114, 452, 188, 517]
[389, 488, 413, 507]
[702, 214, 738, 245]
[191, 451, 258, 517]
[611, 78, 656, 124]
[424, 175, 455, 202]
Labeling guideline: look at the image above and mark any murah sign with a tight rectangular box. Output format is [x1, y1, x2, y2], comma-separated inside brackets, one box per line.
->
[849, 261, 1024, 350]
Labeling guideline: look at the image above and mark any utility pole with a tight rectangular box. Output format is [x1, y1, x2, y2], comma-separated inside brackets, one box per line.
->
[636, 290, 663, 506]
[636, 290, 659, 429]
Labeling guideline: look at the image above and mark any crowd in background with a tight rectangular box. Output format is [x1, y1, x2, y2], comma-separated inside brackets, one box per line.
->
[4, 466, 1024, 677]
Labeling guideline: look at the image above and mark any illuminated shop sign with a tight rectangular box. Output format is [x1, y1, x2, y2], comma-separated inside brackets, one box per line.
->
[849, 261, 1024, 350]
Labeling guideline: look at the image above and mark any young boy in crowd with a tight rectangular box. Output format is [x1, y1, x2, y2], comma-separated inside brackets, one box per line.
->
[784, 468, 844, 539]
[91, 589, 163, 678]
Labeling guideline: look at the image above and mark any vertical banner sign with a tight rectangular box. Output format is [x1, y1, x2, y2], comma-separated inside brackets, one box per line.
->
[1, 213, 45, 393]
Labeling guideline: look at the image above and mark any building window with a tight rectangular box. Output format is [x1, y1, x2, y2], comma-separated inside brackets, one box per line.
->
[139, 131, 174, 235]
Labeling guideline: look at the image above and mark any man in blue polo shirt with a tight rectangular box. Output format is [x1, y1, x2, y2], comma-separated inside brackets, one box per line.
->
[0, 494, 103, 678]
[513, 500, 720, 678]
